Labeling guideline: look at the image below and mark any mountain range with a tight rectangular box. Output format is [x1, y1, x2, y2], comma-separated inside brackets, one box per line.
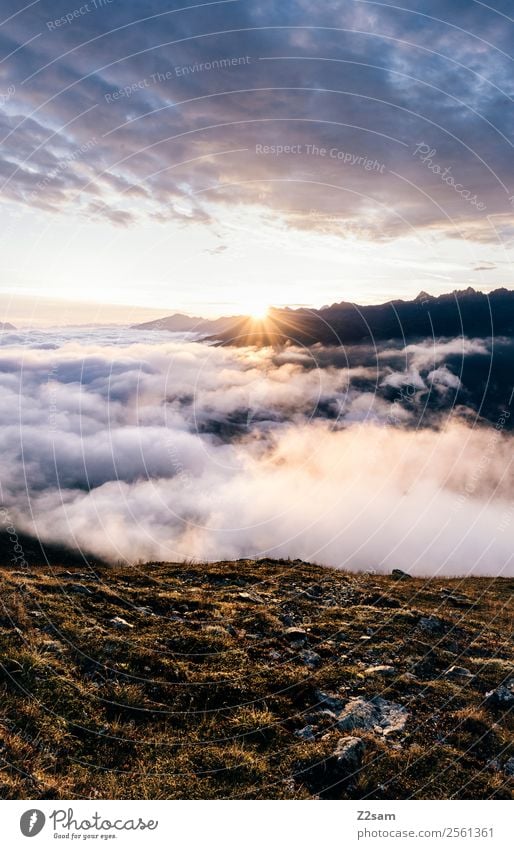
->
[132, 288, 514, 346]
[132, 312, 244, 334]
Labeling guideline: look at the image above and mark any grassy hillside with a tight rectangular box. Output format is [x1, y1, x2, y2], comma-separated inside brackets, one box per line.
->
[0, 558, 512, 799]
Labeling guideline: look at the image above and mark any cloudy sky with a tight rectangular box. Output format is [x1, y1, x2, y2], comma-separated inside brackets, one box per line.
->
[1, 0, 514, 322]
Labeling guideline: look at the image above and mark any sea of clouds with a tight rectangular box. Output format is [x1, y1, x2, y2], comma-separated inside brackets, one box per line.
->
[0, 327, 512, 576]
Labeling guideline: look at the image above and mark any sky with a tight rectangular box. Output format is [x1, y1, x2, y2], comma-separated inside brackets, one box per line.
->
[1, 0, 514, 323]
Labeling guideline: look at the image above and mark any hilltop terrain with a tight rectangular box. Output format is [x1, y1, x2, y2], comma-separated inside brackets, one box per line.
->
[0, 558, 512, 800]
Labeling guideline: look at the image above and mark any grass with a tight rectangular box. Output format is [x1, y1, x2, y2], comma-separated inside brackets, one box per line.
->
[0, 557, 512, 799]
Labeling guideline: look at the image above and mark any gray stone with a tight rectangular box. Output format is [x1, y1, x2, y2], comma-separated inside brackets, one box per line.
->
[486, 679, 514, 708]
[109, 616, 133, 630]
[365, 665, 396, 678]
[444, 665, 474, 680]
[306, 709, 338, 723]
[299, 649, 321, 668]
[284, 627, 308, 642]
[135, 605, 157, 616]
[295, 725, 315, 742]
[392, 569, 412, 580]
[238, 591, 265, 603]
[373, 698, 409, 735]
[284, 627, 308, 649]
[504, 758, 514, 776]
[68, 583, 93, 595]
[441, 592, 473, 608]
[337, 697, 409, 736]
[315, 689, 345, 713]
[334, 736, 365, 773]
[418, 616, 444, 634]
[336, 698, 377, 732]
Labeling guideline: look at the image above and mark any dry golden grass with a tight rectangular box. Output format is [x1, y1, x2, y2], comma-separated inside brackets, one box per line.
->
[0, 558, 512, 799]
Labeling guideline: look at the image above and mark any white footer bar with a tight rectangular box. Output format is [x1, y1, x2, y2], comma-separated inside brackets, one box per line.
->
[1, 799, 511, 848]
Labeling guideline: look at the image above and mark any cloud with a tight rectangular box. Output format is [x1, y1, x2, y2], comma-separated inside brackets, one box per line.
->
[0, 1, 512, 239]
[0, 328, 513, 576]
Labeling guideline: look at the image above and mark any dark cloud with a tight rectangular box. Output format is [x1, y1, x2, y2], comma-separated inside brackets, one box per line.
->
[0, 0, 512, 239]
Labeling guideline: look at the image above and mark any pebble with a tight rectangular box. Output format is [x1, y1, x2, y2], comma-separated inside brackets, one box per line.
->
[109, 616, 133, 630]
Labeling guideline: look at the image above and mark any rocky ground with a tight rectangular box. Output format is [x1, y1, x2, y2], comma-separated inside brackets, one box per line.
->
[0, 558, 512, 799]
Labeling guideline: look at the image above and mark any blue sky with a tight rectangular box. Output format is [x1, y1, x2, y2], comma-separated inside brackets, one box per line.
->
[0, 0, 513, 322]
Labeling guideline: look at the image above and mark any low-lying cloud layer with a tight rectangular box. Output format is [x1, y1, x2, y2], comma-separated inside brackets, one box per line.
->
[0, 328, 512, 576]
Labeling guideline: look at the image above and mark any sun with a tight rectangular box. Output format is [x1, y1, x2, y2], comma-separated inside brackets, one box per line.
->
[246, 301, 270, 321]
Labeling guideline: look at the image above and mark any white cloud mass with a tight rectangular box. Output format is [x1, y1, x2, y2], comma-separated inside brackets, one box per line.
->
[0, 328, 512, 576]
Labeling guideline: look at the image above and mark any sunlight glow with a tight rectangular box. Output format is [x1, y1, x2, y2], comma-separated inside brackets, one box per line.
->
[246, 301, 270, 320]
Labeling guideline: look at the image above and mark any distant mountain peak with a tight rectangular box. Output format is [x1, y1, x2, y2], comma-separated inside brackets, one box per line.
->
[452, 286, 480, 297]
[415, 287, 482, 303]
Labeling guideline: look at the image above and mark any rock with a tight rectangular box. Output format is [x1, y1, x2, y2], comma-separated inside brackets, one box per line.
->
[109, 616, 133, 630]
[279, 614, 295, 627]
[300, 585, 324, 600]
[373, 698, 409, 735]
[283, 627, 308, 645]
[299, 734, 365, 796]
[444, 594, 473, 608]
[504, 758, 514, 776]
[360, 593, 400, 608]
[295, 725, 315, 742]
[238, 591, 264, 603]
[306, 709, 338, 724]
[68, 584, 93, 595]
[485, 679, 514, 709]
[135, 605, 157, 616]
[411, 647, 443, 679]
[391, 569, 412, 580]
[417, 616, 444, 634]
[336, 698, 377, 732]
[365, 665, 396, 678]
[337, 697, 408, 736]
[315, 689, 345, 713]
[444, 665, 474, 681]
[334, 736, 365, 773]
[299, 649, 321, 668]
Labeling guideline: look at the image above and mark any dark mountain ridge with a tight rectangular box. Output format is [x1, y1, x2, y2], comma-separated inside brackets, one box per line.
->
[133, 288, 514, 346]
[208, 287, 514, 347]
